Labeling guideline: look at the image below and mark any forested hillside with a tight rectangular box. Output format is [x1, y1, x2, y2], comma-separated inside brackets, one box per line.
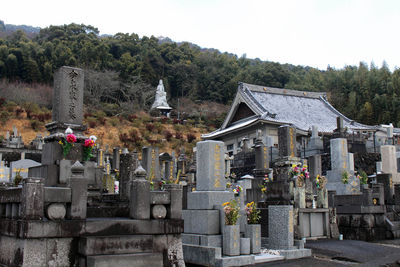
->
[0, 22, 399, 126]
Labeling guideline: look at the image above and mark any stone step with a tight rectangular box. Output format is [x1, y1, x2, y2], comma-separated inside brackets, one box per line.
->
[85, 252, 163, 267]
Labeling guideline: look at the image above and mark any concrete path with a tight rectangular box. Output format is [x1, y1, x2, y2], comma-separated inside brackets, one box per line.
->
[251, 239, 400, 266]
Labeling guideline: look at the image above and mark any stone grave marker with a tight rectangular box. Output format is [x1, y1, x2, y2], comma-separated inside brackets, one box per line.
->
[142, 146, 160, 180]
[10, 159, 41, 182]
[278, 125, 297, 158]
[269, 205, 294, 249]
[326, 138, 359, 195]
[381, 145, 399, 183]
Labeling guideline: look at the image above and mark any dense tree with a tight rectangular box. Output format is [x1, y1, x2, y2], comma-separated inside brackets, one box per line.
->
[1, 23, 400, 127]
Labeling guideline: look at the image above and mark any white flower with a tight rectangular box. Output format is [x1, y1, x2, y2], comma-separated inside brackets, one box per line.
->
[89, 135, 97, 142]
[65, 127, 73, 134]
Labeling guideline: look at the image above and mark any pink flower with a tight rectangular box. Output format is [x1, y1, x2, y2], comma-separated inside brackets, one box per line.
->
[84, 139, 95, 147]
[66, 134, 77, 143]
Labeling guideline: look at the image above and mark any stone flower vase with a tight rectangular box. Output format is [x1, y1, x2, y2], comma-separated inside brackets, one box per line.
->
[245, 224, 261, 254]
[223, 224, 240, 256]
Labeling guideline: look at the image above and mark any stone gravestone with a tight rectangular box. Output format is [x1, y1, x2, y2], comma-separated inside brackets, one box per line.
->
[42, 66, 86, 167]
[142, 146, 160, 181]
[112, 147, 121, 171]
[381, 145, 399, 184]
[269, 205, 294, 249]
[46, 66, 86, 137]
[305, 125, 323, 157]
[10, 159, 41, 182]
[119, 151, 138, 200]
[0, 160, 10, 182]
[326, 138, 359, 195]
[278, 125, 297, 158]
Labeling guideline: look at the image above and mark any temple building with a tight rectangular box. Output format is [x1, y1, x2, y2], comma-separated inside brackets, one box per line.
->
[202, 82, 382, 155]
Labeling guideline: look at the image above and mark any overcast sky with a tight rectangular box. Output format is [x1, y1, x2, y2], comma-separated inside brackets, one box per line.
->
[2, 0, 399, 70]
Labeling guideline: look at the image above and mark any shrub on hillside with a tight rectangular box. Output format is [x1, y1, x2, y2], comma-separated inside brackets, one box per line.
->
[30, 119, 43, 130]
[175, 132, 183, 140]
[0, 111, 10, 125]
[146, 123, 155, 132]
[187, 133, 196, 143]
[164, 130, 173, 141]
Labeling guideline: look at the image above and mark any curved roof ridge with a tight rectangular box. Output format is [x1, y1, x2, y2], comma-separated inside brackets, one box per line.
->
[242, 82, 326, 99]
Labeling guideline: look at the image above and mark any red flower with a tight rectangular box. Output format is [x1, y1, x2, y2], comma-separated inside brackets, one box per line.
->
[66, 134, 77, 143]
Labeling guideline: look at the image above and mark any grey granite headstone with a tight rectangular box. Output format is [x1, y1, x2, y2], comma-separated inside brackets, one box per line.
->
[10, 159, 41, 181]
[52, 66, 84, 127]
[381, 145, 399, 183]
[268, 205, 294, 249]
[142, 146, 160, 180]
[196, 140, 227, 191]
[326, 138, 359, 195]
[112, 147, 121, 170]
[278, 125, 297, 158]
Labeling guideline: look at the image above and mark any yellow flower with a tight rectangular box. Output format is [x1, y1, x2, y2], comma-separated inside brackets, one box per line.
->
[261, 187, 267, 192]
[58, 140, 63, 145]
[222, 202, 230, 206]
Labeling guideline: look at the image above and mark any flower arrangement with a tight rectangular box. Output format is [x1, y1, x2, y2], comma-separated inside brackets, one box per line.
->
[315, 174, 321, 188]
[226, 182, 232, 189]
[233, 185, 243, 196]
[289, 163, 309, 179]
[341, 171, 349, 184]
[259, 174, 271, 194]
[245, 201, 261, 224]
[83, 135, 97, 161]
[59, 127, 77, 158]
[222, 199, 240, 225]
[357, 171, 368, 185]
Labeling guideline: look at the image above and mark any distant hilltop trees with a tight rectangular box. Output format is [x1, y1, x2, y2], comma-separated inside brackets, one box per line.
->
[0, 22, 399, 127]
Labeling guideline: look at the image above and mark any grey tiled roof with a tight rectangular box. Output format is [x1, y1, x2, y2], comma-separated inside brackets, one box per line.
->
[242, 83, 375, 133]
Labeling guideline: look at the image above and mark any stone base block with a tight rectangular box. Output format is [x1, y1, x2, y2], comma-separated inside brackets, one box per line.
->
[201, 235, 222, 247]
[183, 244, 255, 267]
[187, 191, 234, 210]
[183, 210, 220, 234]
[182, 234, 201, 245]
[79, 235, 153, 255]
[240, 238, 250, 255]
[278, 248, 312, 260]
[86, 252, 163, 266]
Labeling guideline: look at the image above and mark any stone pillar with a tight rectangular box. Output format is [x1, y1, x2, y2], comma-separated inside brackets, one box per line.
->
[68, 161, 88, 219]
[278, 125, 297, 158]
[21, 177, 44, 220]
[395, 184, 400, 205]
[97, 148, 104, 167]
[268, 205, 294, 249]
[130, 166, 150, 219]
[119, 151, 138, 200]
[255, 140, 269, 170]
[164, 184, 183, 219]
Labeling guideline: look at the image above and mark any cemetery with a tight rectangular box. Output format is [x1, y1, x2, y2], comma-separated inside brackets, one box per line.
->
[0, 66, 400, 266]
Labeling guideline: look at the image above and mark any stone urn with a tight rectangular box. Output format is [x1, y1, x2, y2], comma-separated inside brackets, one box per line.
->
[223, 224, 240, 256]
[245, 224, 261, 254]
